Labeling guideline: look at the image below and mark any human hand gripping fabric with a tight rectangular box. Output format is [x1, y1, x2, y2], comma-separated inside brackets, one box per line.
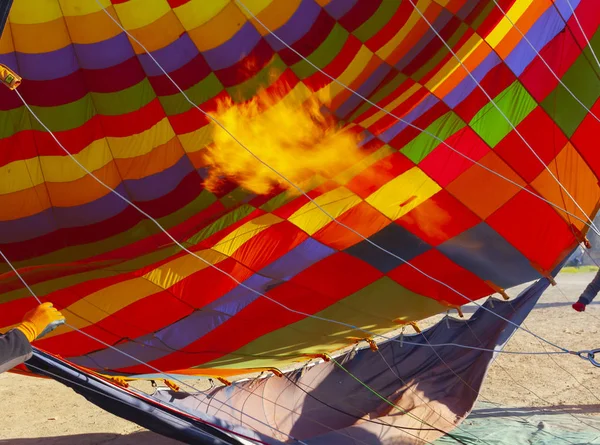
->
[15, 302, 66, 342]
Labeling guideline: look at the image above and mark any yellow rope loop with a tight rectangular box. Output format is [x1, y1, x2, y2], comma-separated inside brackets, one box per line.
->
[304, 353, 330, 362]
[393, 318, 422, 333]
[484, 280, 510, 300]
[530, 262, 557, 286]
[0, 64, 21, 90]
[163, 379, 180, 392]
[268, 368, 283, 378]
[217, 377, 232, 386]
[108, 376, 129, 388]
[365, 338, 379, 352]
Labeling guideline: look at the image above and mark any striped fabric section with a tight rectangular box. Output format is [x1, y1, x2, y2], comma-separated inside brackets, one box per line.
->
[0, 0, 599, 377]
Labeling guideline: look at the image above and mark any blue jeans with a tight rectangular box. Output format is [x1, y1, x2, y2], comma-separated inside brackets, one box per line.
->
[579, 269, 600, 305]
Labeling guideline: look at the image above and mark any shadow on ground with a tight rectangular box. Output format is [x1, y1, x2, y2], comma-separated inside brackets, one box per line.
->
[470, 404, 600, 418]
[0, 431, 182, 445]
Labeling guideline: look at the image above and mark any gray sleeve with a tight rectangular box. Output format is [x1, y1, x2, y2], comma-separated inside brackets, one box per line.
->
[578, 269, 600, 305]
[0, 329, 33, 373]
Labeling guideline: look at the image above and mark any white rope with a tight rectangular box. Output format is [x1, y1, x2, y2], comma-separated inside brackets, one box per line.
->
[0, 251, 305, 444]
[13, 86, 573, 356]
[85, 0, 585, 353]
[229, 0, 599, 236]
[563, 0, 600, 70]
[492, 0, 600, 124]
[405, 0, 600, 236]
[27, 362, 262, 445]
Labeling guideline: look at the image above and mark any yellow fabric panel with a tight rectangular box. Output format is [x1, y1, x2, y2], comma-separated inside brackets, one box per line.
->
[426, 33, 485, 93]
[178, 125, 215, 155]
[64, 9, 122, 45]
[8, 0, 64, 25]
[237, 0, 273, 17]
[212, 213, 283, 257]
[58, 0, 112, 16]
[43, 278, 162, 338]
[108, 117, 176, 159]
[493, 1, 550, 60]
[333, 144, 395, 186]
[143, 249, 229, 290]
[328, 45, 374, 100]
[0, 163, 124, 220]
[41, 138, 112, 184]
[127, 10, 185, 54]
[0, 157, 45, 195]
[360, 84, 423, 128]
[376, 0, 430, 61]
[173, 0, 229, 30]
[531, 143, 600, 233]
[187, 2, 246, 52]
[115, 137, 183, 181]
[0, 118, 178, 194]
[288, 187, 362, 235]
[9, 19, 71, 54]
[244, 0, 301, 37]
[113, 0, 170, 30]
[366, 167, 442, 221]
[485, 0, 533, 49]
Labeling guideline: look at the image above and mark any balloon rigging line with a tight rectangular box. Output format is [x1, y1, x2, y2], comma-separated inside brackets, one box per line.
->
[492, 0, 600, 125]
[0, 255, 306, 444]
[0, 248, 445, 445]
[229, 0, 598, 237]
[26, 362, 266, 445]
[91, 0, 581, 355]
[563, 0, 600, 70]
[406, 0, 600, 236]
[1, 2, 596, 442]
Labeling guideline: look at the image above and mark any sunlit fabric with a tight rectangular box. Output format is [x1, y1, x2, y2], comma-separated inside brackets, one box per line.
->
[0, 0, 599, 379]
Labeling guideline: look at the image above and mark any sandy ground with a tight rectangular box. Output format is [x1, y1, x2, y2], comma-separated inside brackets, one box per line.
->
[1, 271, 600, 444]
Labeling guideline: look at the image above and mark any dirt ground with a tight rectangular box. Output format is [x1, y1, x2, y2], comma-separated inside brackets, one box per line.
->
[1, 271, 599, 444]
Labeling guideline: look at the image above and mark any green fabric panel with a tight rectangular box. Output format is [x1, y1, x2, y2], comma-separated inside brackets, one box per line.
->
[259, 192, 298, 213]
[291, 23, 349, 79]
[412, 22, 469, 82]
[158, 73, 223, 115]
[348, 72, 408, 122]
[353, 1, 400, 43]
[202, 277, 447, 369]
[0, 79, 155, 137]
[185, 204, 256, 245]
[469, 81, 537, 148]
[471, 1, 495, 29]
[30, 96, 93, 132]
[91, 78, 155, 116]
[541, 32, 600, 137]
[402, 112, 466, 163]
[220, 187, 254, 209]
[226, 56, 288, 102]
[0, 107, 30, 139]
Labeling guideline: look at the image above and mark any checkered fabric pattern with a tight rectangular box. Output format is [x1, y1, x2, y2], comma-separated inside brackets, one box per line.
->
[0, 0, 599, 377]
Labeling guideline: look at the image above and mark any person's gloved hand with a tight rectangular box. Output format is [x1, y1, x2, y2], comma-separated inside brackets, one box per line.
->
[15, 302, 65, 342]
[573, 301, 586, 312]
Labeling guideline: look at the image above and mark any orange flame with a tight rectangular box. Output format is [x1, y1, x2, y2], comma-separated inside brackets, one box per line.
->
[204, 84, 364, 195]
